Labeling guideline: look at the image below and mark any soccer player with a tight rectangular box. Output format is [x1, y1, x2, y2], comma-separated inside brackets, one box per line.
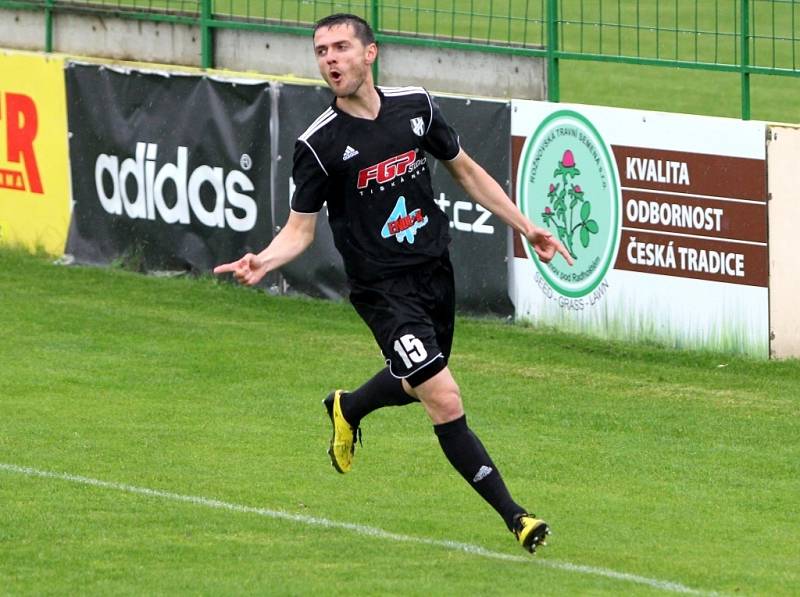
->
[214, 13, 573, 553]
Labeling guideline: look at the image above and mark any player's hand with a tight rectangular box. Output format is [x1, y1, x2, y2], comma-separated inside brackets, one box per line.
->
[213, 253, 267, 286]
[526, 225, 574, 266]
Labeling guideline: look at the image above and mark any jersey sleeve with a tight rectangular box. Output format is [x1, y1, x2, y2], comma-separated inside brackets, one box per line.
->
[422, 94, 461, 161]
[290, 139, 330, 213]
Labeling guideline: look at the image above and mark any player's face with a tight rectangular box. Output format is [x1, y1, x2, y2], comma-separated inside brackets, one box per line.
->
[313, 24, 376, 98]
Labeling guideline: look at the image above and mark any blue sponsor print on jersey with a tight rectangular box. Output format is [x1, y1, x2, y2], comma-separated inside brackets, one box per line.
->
[381, 196, 428, 244]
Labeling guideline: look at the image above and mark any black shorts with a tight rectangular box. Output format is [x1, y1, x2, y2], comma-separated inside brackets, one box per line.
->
[349, 254, 455, 388]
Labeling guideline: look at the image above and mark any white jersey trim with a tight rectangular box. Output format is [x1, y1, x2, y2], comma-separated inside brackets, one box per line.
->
[290, 206, 323, 215]
[299, 107, 336, 141]
[424, 90, 433, 134]
[300, 139, 329, 177]
[441, 142, 463, 162]
[379, 85, 426, 96]
[298, 108, 336, 177]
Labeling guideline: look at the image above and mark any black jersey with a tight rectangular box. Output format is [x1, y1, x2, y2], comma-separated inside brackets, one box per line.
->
[290, 86, 461, 282]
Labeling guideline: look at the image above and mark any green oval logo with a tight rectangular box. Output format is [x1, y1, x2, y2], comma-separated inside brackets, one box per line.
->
[518, 110, 621, 298]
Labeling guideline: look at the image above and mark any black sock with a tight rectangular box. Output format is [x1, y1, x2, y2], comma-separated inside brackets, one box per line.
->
[340, 368, 418, 427]
[434, 415, 526, 531]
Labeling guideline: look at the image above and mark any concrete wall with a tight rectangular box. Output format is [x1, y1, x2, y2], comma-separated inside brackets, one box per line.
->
[0, 10, 44, 51]
[379, 44, 546, 100]
[54, 13, 202, 66]
[215, 29, 313, 80]
[767, 125, 800, 359]
[0, 9, 546, 99]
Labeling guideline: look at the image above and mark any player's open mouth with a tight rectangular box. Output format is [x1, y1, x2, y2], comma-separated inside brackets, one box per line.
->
[330, 70, 342, 83]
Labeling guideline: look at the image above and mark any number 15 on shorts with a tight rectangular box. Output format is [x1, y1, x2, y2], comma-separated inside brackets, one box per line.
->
[394, 333, 428, 369]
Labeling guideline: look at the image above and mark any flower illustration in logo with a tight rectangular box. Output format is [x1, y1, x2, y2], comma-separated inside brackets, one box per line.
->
[517, 109, 620, 298]
[540, 149, 600, 260]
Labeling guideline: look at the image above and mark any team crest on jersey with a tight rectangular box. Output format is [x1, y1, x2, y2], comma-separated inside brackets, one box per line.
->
[410, 117, 425, 137]
[381, 196, 428, 244]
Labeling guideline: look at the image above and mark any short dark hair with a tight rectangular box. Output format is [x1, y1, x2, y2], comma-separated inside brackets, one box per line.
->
[313, 13, 376, 47]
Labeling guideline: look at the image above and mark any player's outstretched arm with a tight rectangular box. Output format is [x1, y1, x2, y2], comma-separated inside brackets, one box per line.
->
[443, 149, 573, 266]
[213, 210, 318, 286]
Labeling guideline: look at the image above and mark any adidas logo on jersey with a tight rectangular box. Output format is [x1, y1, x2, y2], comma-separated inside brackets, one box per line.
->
[342, 146, 360, 161]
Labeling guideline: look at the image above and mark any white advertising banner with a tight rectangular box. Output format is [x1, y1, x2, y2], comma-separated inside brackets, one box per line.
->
[510, 101, 769, 357]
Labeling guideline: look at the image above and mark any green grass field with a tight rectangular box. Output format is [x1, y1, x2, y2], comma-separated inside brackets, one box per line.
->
[559, 60, 800, 123]
[1, 247, 798, 595]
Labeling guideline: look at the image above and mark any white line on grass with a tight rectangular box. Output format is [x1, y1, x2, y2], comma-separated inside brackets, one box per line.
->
[1, 463, 719, 596]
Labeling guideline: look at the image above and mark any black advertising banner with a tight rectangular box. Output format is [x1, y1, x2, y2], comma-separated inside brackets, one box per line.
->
[431, 95, 512, 314]
[274, 83, 347, 300]
[65, 64, 272, 272]
[275, 83, 512, 313]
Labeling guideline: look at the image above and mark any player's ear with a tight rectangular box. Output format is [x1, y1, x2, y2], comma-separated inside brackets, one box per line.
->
[365, 42, 378, 65]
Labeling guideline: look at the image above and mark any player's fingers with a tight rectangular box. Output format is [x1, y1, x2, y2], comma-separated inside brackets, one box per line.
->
[213, 261, 239, 275]
[556, 242, 574, 266]
[533, 244, 555, 263]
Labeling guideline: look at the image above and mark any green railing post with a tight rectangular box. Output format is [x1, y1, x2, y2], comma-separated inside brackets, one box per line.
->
[546, 0, 560, 102]
[200, 0, 214, 69]
[371, 0, 380, 84]
[740, 0, 751, 120]
[44, 0, 54, 52]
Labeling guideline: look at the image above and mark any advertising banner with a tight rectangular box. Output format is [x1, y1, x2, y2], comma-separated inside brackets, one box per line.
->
[65, 63, 272, 272]
[275, 83, 512, 313]
[433, 95, 512, 315]
[0, 50, 71, 255]
[511, 101, 768, 357]
[274, 83, 347, 300]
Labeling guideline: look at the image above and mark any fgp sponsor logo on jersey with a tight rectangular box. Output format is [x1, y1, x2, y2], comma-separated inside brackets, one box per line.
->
[357, 149, 427, 193]
[357, 149, 416, 189]
[381, 196, 428, 244]
[518, 110, 621, 299]
[0, 92, 43, 194]
[94, 142, 257, 232]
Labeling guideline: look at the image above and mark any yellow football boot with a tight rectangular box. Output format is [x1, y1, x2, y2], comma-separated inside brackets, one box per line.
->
[323, 390, 359, 474]
[513, 514, 550, 554]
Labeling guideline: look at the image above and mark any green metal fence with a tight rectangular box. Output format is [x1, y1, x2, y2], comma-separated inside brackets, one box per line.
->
[3, 0, 799, 119]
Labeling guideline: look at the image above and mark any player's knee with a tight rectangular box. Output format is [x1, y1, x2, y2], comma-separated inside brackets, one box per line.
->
[433, 384, 462, 419]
